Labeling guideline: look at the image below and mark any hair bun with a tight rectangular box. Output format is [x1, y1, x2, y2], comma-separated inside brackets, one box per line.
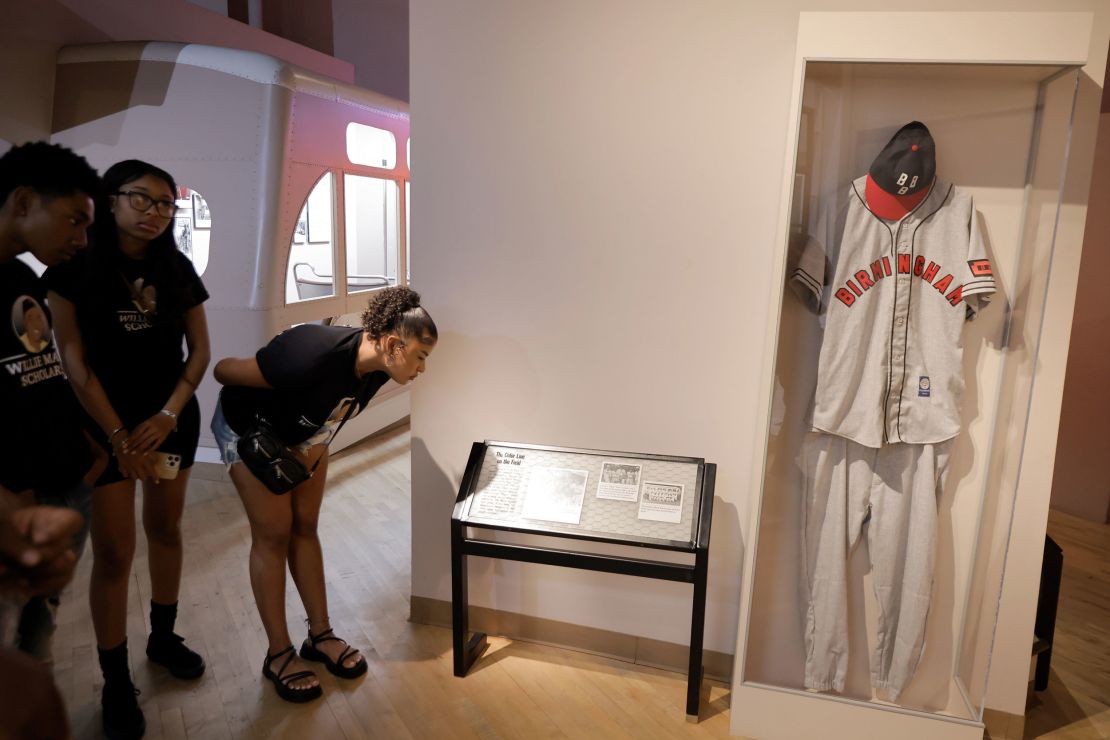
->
[397, 287, 422, 312]
[361, 285, 431, 338]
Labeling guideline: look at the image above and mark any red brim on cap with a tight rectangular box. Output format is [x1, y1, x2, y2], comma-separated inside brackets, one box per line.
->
[864, 174, 930, 220]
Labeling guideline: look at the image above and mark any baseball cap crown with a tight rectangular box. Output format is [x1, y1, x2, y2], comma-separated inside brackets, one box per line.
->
[869, 121, 936, 196]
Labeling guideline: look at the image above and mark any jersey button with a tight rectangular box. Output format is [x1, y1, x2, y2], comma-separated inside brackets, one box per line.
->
[896, 317, 905, 326]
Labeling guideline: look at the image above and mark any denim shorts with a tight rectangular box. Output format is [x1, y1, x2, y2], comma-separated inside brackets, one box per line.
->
[210, 398, 316, 469]
[210, 398, 244, 467]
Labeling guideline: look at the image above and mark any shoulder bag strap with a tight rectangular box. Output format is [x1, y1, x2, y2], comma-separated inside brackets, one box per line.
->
[308, 374, 373, 474]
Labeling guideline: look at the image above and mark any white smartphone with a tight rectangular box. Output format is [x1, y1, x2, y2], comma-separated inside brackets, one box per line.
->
[152, 451, 182, 480]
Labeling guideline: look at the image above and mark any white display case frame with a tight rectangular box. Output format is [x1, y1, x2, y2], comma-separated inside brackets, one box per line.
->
[731, 11, 1093, 740]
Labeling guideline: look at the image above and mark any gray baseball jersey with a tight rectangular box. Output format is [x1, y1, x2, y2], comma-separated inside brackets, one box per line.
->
[791, 176, 995, 448]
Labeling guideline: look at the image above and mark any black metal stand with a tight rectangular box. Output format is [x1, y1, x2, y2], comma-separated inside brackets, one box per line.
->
[450, 441, 715, 721]
[1032, 534, 1063, 691]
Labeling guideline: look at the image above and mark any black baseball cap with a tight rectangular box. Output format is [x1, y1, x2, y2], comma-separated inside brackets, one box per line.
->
[868, 121, 935, 196]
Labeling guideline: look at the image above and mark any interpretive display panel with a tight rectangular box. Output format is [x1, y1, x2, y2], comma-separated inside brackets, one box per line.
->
[452, 440, 716, 719]
[458, 442, 704, 548]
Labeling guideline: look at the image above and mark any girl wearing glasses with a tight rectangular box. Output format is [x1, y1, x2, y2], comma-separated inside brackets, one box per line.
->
[211, 286, 435, 703]
[45, 160, 209, 740]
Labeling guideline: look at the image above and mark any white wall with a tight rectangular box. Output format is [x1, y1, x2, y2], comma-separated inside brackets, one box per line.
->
[411, 0, 769, 654]
[409, 0, 1108, 722]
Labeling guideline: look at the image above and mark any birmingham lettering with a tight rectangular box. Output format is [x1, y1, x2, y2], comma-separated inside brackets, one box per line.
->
[834, 253, 964, 308]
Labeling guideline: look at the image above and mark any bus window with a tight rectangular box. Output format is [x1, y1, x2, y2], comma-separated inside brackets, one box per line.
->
[344, 174, 399, 295]
[286, 173, 336, 303]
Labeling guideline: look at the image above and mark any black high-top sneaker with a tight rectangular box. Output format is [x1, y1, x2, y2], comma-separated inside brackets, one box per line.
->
[146, 600, 206, 679]
[98, 640, 146, 740]
[101, 677, 145, 739]
[146, 630, 206, 679]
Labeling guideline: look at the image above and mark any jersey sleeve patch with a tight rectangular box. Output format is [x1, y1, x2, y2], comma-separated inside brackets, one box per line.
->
[967, 259, 992, 277]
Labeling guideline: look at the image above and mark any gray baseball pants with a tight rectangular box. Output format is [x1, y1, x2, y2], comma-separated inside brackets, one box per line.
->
[800, 431, 951, 700]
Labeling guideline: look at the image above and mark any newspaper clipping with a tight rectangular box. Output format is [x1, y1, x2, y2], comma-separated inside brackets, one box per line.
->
[469, 450, 527, 519]
[637, 481, 684, 523]
[596, 461, 642, 502]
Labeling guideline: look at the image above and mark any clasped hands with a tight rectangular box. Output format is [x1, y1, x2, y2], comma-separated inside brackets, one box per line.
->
[112, 411, 175, 481]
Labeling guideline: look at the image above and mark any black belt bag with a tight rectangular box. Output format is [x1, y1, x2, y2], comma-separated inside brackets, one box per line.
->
[237, 420, 315, 494]
[237, 386, 365, 495]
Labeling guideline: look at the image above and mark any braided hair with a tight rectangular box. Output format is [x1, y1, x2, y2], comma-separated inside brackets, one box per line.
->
[361, 286, 437, 343]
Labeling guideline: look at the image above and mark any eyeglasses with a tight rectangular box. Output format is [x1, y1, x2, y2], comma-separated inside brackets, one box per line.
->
[116, 190, 178, 219]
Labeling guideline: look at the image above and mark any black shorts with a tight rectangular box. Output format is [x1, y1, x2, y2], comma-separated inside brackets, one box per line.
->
[94, 396, 201, 487]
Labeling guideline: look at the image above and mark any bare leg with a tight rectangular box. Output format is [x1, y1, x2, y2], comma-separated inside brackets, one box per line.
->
[142, 470, 190, 605]
[89, 480, 137, 649]
[229, 463, 318, 691]
[286, 451, 362, 670]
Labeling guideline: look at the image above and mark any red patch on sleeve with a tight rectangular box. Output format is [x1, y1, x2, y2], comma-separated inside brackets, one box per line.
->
[968, 259, 992, 277]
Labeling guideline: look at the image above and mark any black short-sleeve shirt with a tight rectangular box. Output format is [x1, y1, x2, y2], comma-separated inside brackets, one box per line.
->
[0, 258, 92, 494]
[44, 249, 209, 424]
[220, 325, 390, 445]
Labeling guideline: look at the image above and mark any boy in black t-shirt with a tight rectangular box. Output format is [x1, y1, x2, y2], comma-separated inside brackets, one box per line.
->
[0, 142, 101, 730]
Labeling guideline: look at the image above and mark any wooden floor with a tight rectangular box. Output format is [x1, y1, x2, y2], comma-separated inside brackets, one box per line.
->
[52, 426, 733, 740]
[49, 426, 1110, 739]
[1025, 510, 1110, 740]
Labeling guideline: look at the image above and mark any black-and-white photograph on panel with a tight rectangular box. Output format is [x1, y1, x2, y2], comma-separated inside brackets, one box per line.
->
[637, 482, 684, 523]
[597, 461, 641, 501]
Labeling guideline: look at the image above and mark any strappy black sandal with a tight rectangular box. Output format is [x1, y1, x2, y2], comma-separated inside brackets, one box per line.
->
[262, 645, 323, 703]
[299, 627, 368, 679]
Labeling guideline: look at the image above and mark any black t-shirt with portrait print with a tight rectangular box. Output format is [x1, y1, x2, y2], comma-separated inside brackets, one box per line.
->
[220, 325, 390, 446]
[0, 258, 92, 494]
[44, 248, 209, 427]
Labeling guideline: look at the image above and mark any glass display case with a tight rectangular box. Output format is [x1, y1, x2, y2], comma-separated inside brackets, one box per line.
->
[736, 56, 1082, 737]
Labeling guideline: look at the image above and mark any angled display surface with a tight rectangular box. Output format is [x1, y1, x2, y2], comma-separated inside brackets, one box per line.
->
[456, 441, 706, 550]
